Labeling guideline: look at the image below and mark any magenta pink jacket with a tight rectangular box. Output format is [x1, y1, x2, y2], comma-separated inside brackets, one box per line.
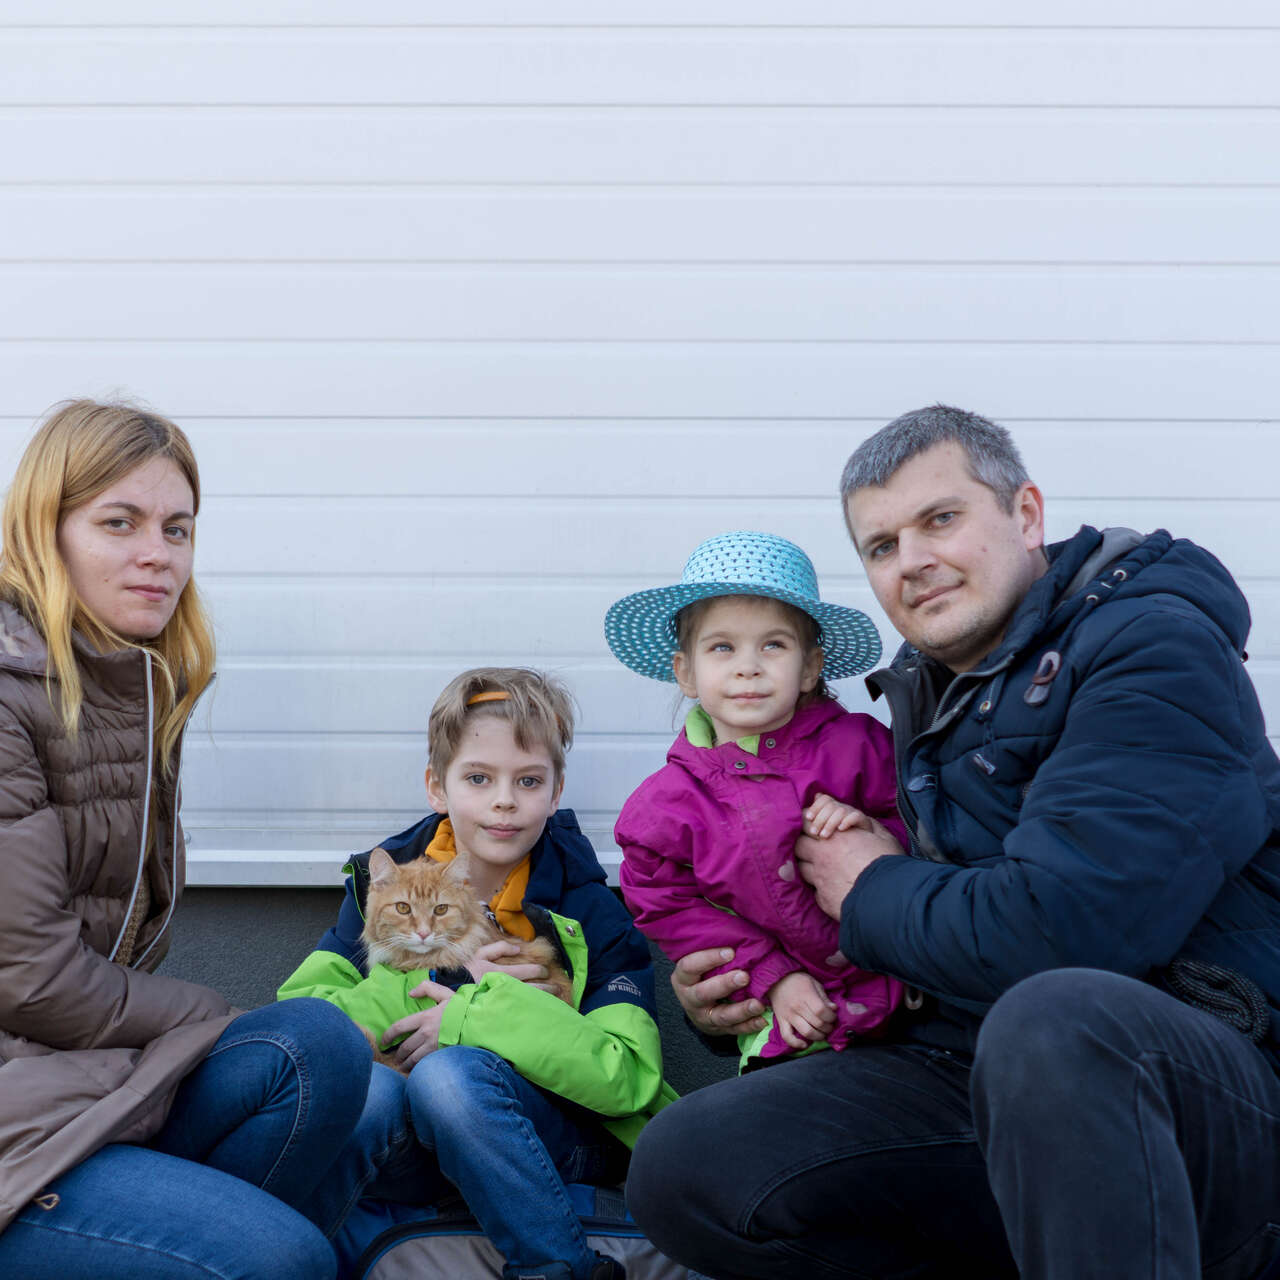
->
[616, 698, 906, 1060]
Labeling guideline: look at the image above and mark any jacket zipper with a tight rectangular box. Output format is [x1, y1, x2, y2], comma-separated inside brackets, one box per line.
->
[133, 673, 214, 969]
[108, 650, 156, 963]
[875, 652, 1016, 864]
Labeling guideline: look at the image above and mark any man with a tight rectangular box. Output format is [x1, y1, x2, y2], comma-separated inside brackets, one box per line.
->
[625, 405, 1280, 1279]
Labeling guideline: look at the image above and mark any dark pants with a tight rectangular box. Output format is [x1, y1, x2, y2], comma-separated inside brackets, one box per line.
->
[626, 969, 1280, 1280]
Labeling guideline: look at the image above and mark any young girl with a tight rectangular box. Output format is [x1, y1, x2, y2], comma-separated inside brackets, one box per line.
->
[607, 530, 907, 1064]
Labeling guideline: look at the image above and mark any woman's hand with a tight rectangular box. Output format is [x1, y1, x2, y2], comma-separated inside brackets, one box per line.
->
[670, 947, 767, 1037]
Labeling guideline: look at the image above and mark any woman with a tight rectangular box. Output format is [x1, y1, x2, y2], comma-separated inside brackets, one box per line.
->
[0, 401, 372, 1279]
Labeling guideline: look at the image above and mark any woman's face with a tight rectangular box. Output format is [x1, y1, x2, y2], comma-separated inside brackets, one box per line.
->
[56, 456, 196, 642]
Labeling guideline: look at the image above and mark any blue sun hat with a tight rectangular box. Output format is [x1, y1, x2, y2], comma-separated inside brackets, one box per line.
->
[605, 530, 882, 683]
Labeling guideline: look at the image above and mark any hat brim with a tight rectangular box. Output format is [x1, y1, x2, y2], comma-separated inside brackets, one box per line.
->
[604, 581, 882, 683]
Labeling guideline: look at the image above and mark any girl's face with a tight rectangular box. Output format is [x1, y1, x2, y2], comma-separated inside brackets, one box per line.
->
[56, 456, 195, 642]
[672, 596, 822, 745]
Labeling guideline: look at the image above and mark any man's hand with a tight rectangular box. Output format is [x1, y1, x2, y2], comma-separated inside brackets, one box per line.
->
[795, 810, 904, 919]
[467, 938, 555, 991]
[767, 970, 837, 1050]
[802, 792, 862, 839]
[383, 979, 456, 1072]
[670, 947, 767, 1038]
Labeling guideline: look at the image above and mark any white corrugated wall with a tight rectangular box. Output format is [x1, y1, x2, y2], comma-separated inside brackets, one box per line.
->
[0, 3, 1276, 883]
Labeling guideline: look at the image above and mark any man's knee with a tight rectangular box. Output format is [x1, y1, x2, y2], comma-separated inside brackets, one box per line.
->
[626, 1089, 735, 1254]
[973, 968, 1177, 1117]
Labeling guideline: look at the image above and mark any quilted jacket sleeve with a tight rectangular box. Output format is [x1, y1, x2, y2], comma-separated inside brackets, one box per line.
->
[841, 608, 1276, 1009]
[0, 703, 232, 1051]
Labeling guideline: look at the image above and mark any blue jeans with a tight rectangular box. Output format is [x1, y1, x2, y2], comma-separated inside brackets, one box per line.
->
[0, 999, 373, 1280]
[627, 969, 1280, 1280]
[312, 1048, 622, 1280]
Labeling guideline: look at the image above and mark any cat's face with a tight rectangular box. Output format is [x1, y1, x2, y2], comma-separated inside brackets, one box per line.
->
[363, 848, 482, 962]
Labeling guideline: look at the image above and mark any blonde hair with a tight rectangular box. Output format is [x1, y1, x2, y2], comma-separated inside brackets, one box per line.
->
[0, 399, 216, 773]
[429, 667, 576, 782]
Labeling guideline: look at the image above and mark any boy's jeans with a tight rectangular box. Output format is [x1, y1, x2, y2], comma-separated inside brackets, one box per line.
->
[312, 1048, 621, 1280]
[626, 968, 1280, 1280]
[0, 998, 372, 1280]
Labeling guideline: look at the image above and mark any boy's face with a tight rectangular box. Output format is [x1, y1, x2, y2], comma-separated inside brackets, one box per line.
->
[425, 715, 563, 892]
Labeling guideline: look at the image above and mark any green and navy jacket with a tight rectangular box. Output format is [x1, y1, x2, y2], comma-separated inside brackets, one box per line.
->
[278, 808, 676, 1146]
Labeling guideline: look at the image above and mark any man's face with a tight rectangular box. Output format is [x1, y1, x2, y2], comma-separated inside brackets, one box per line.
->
[844, 441, 1046, 673]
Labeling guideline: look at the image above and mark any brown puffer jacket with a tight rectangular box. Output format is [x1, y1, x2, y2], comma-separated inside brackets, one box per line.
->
[0, 601, 235, 1231]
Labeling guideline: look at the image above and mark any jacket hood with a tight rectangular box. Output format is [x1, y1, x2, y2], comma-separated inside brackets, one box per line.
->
[0, 599, 50, 675]
[0, 599, 155, 704]
[1035, 526, 1252, 657]
[880, 526, 1253, 683]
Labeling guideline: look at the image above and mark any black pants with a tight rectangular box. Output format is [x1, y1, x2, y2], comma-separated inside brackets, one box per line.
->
[627, 969, 1280, 1279]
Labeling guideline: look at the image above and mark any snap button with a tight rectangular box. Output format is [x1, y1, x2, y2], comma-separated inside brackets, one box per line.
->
[777, 861, 796, 881]
[734, 760, 747, 770]
[978, 699, 992, 714]
[565, 924, 576, 935]
[764, 737, 776, 749]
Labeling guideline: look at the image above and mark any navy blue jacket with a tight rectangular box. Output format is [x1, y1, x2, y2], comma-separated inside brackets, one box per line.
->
[842, 526, 1280, 1057]
[314, 808, 658, 1022]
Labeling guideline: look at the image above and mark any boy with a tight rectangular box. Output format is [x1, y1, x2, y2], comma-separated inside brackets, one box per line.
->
[280, 668, 672, 1280]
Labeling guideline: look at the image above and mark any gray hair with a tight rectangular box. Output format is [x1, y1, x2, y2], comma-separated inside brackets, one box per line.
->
[839, 404, 1030, 513]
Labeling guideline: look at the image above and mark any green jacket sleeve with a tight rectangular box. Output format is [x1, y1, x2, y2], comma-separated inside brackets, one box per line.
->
[278, 951, 436, 1042]
[437, 971, 666, 1118]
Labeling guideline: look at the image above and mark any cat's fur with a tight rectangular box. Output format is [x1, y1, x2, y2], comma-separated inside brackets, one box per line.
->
[358, 847, 574, 1070]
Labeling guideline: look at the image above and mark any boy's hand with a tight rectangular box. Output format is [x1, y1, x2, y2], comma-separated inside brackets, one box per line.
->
[384, 979, 455, 1071]
[767, 970, 837, 1051]
[468, 939, 553, 989]
[803, 792, 863, 839]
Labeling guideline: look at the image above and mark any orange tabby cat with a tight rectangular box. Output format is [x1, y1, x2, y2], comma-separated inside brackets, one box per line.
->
[359, 847, 574, 1070]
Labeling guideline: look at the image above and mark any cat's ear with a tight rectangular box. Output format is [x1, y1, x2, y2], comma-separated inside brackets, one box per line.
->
[367, 847, 396, 887]
[443, 854, 473, 890]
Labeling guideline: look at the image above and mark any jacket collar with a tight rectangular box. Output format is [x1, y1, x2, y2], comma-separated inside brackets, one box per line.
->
[873, 524, 1144, 694]
[667, 697, 847, 772]
[350, 807, 602, 916]
[0, 598, 150, 701]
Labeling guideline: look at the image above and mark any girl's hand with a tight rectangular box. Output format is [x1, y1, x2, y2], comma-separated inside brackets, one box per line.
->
[767, 971, 837, 1050]
[803, 792, 862, 839]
